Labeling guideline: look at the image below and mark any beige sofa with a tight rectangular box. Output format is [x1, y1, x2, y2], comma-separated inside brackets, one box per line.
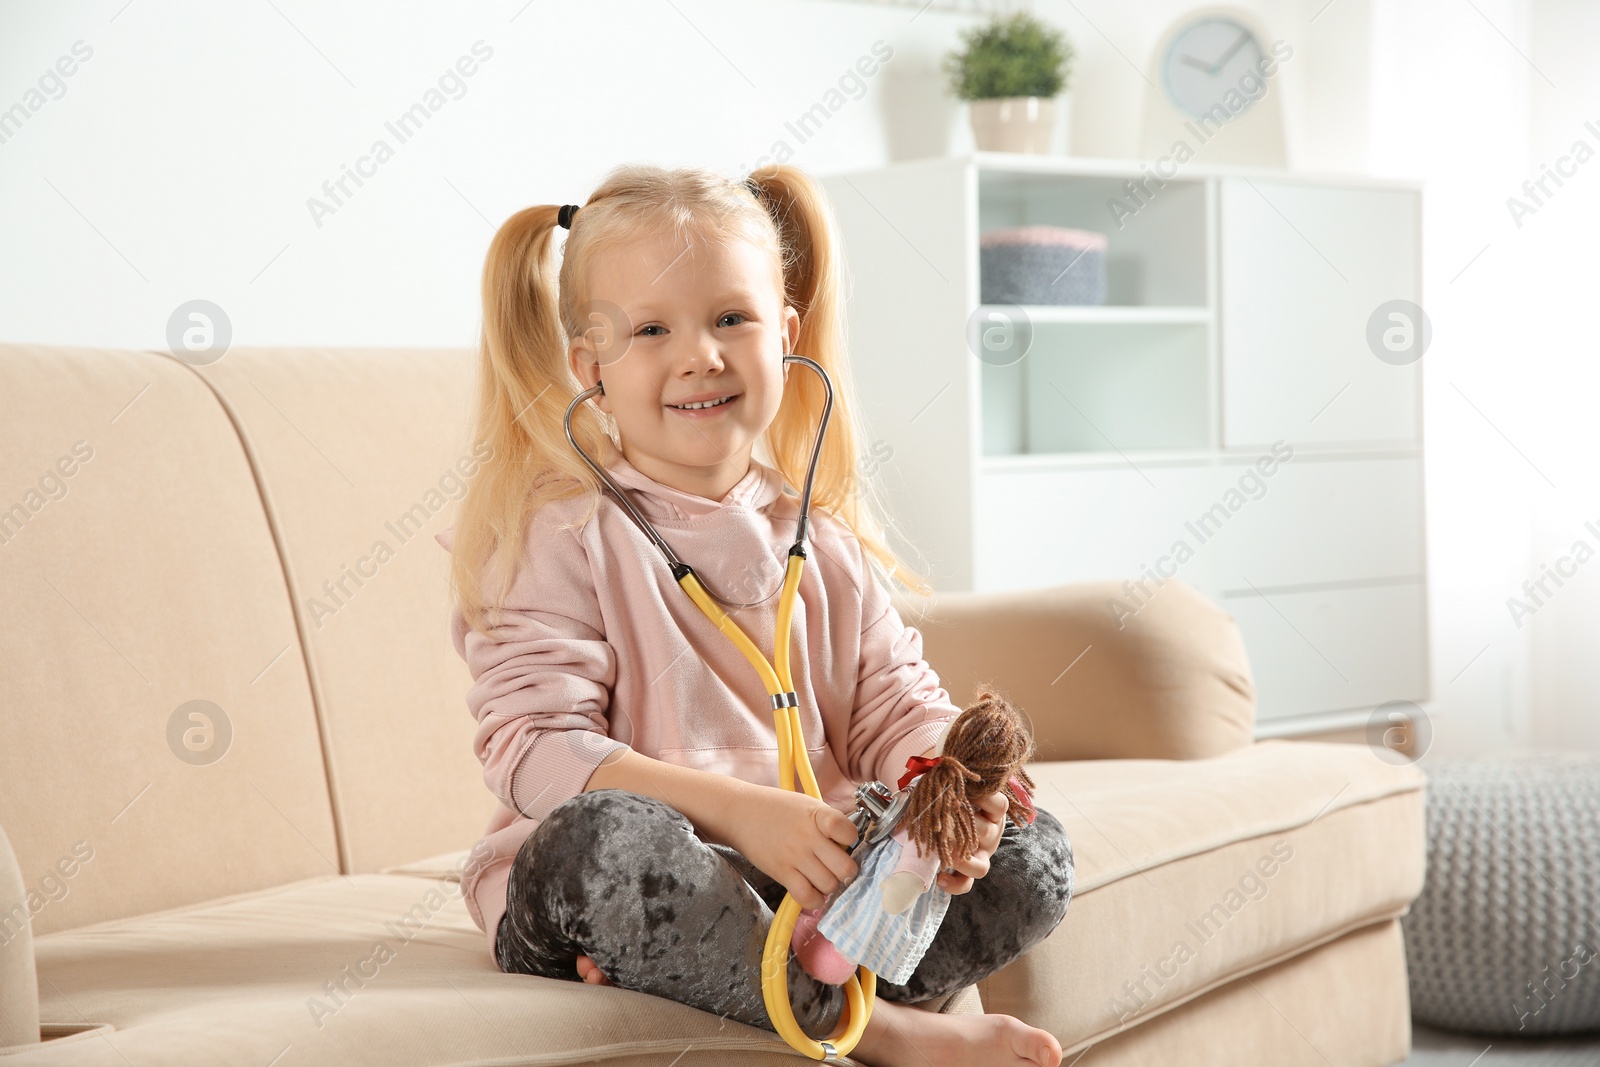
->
[0, 343, 1427, 1065]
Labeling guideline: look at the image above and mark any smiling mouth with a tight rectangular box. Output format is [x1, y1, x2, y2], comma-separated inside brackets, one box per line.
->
[667, 394, 739, 411]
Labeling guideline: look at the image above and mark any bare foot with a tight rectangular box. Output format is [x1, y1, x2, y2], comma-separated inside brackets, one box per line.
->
[848, 996, 1062, 1067]
[576, 954, 612, 986]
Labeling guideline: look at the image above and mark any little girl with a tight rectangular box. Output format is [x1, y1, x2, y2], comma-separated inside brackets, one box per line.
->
[437, 163, 1074, 1067]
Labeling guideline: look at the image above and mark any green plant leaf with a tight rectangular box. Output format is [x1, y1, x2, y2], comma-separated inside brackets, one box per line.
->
[943, 12, 1074, 101]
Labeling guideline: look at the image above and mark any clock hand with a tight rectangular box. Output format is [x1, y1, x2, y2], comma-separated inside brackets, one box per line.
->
[1209, 31, 1253, 74]
[1179, 54, 1214, 72]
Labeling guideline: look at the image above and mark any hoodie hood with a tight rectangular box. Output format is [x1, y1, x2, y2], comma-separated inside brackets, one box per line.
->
[432, 453, 788, 553]
[601, 452, 787, 521]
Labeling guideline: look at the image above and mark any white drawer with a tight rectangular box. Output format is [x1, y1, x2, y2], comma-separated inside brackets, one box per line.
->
[975, 463, 1230, 594]
[1207, 453, 1424, 592]
[1224, 580, 1427, 723]
[973, 453, 1424, 596]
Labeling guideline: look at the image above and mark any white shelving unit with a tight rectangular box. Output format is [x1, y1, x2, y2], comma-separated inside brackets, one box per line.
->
[819, 153, 1428, 736]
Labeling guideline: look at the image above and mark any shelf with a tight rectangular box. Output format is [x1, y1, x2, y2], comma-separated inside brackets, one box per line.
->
[978, 171, 1209, 307]
[980, 449, 1222, 472]
[981, 443, 1425, 472]
[980, 320, 1211, 457]
[979, 304, 1211, 326]
[835, 154, 1427, 193]
[963, 151, 1426, 191]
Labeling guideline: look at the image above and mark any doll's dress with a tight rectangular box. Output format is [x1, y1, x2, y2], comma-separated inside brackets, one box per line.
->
[815, 822, 951, 985]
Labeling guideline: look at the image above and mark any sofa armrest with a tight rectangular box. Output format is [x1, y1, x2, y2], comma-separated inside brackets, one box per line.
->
[891, 579, 1255, 761]
[0, 822, 39, 1048]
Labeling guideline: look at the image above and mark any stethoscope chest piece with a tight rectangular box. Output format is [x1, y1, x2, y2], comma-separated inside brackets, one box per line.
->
[846, 780, 911, 853]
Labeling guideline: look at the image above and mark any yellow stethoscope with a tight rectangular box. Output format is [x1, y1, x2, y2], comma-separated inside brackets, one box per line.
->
[563, 353, 883, 1060]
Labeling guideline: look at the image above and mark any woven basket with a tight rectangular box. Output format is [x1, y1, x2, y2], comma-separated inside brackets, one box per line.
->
[980, 225, 1107, 306]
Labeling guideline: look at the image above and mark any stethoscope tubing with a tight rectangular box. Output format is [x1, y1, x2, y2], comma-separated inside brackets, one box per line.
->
[560, 353, 874, 1057]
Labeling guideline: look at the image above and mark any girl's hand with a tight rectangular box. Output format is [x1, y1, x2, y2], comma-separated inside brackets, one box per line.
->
[724, 785, 861, 911]
[936, 791, 1008, 896]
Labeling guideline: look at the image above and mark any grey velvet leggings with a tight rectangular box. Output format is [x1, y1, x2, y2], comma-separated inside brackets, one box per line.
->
[495, 787, 1074, 1037]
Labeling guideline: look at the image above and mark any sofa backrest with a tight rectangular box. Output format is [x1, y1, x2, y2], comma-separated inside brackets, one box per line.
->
[0, 344, 341, 935]
[0, 343, 500, 935]
[189, 347, 496, 876]
[895, 580, 1255, 762]
[0, 342, 1257, 936]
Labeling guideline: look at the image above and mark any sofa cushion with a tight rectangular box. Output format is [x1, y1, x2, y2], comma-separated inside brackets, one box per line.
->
[15, 868, 972, 1066]
[979, 739, 1426, 1049]
[12, 740, 1421, 1065]
[189, 347, 497, 875]
[1070, 918, 1413, 1065]
[0, 344, 337, 935]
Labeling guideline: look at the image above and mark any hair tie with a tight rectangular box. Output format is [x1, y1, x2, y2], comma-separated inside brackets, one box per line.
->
[898, 754, 942, 791]
[743, 176, 762, 199]
[557, 203, 580, 229]
[1007, 775, 1037, 827]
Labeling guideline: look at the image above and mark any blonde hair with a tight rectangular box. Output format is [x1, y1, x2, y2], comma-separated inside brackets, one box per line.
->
[447, 162, 932, 636]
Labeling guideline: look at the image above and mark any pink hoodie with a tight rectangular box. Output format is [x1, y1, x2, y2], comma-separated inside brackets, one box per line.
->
[435, 452, 962, 961]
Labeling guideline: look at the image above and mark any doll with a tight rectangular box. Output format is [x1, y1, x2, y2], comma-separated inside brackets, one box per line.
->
[790, 688, 1039, 986]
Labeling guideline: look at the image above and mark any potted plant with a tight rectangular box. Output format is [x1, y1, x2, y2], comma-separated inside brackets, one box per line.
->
[943, 11, 1074, 154]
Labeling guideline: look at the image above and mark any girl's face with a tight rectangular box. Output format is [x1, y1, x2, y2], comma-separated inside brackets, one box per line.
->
[568, 230, 800, 501]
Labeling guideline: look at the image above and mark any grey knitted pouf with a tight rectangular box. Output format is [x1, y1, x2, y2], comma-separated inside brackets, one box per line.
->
[1402, 752, 1600, 1036]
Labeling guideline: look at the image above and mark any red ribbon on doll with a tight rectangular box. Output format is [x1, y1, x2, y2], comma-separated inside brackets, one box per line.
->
[897, 755, 1039, 828]
[897, 755, 942, 790]
[1007, 775, 1037, 828]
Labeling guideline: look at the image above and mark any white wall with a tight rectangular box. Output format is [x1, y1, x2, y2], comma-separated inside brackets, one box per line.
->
[0, 0, 984, 348]
[1360, 0, 1600, 758]
[3, 0, 1595, 756]
[1521, 0, 1600, 751]
[1352, 0, 1538, 759]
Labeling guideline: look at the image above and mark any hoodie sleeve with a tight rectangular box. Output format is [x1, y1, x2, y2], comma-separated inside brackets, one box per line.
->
[435, 516, 630, 823]
[842, 530, 962, 790]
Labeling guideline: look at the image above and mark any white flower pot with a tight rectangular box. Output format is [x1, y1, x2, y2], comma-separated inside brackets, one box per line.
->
[969, 95, 1057, 154]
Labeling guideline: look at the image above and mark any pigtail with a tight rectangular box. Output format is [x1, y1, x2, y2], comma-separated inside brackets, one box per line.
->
[448, 202, 616, 636]
[745, 165, 934, 600]
[900, 688, 1038, 871]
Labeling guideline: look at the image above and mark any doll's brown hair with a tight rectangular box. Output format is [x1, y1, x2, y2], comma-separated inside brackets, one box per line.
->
[900, 687, 1038, 871]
